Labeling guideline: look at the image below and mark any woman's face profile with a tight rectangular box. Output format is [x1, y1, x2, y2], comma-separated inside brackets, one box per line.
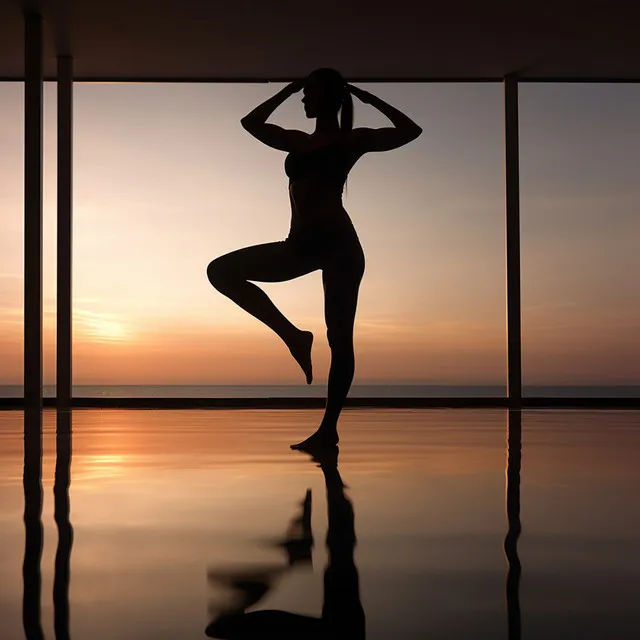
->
[302, 77, 323, 118]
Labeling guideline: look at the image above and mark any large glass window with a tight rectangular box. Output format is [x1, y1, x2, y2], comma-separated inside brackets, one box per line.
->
[520, 84, 640, 397]
[6, 80, 640, 400]
[0, 84, 24, 398]
[71, 83, 505, 397]
[74, 84, 505, 395]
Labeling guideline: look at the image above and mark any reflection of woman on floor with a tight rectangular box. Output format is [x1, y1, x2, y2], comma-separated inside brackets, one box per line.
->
[206, 449, 365, 640]
[207, 68, 421, 452]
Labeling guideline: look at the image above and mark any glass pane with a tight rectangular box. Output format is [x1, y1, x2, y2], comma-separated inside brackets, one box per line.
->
[72, 83, 505, 398]
[0, 83, 24, 398]
[520, 84, 640, 397]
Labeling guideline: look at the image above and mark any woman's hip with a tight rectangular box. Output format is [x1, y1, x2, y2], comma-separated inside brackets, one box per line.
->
[285, 222, 364, 271]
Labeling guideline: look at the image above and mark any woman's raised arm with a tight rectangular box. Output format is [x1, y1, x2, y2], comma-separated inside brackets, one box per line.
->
[240, 81, 308, 152]
[347, 84, 422, 153]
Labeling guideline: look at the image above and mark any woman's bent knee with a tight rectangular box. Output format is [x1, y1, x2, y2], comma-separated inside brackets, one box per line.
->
[207, 257, 232, 289]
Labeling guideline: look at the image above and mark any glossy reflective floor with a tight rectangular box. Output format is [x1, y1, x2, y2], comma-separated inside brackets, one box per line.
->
[1, 409, 639, 639]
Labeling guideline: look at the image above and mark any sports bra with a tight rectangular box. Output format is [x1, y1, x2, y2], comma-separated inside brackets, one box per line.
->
[284, 139, 350, 185]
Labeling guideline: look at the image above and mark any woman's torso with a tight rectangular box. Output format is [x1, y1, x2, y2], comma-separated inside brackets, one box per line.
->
[285, 133, 359, 233]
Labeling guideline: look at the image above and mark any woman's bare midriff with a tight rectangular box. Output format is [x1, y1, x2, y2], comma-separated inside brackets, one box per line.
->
[288, 179, 352, 233]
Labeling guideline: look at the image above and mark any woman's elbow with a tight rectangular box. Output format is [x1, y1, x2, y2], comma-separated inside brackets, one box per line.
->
[240, 116, 257, 133]
[406, 126, 422, 144]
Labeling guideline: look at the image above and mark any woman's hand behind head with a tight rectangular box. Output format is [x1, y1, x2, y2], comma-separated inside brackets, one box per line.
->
[347, 84, 372, 104]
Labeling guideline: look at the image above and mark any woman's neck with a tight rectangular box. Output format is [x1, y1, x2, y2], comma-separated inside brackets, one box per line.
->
[313, 114, 340, 136]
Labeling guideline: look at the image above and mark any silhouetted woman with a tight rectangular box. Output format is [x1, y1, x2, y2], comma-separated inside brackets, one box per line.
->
[207, 68, 422, 450]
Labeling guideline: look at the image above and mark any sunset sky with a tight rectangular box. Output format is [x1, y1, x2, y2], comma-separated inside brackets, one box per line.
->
[0, 81, 638, 386]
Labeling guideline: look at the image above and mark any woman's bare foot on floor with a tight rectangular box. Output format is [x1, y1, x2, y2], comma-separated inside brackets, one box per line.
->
[287, 330, 314, 385]
[290, 429, 339, 452]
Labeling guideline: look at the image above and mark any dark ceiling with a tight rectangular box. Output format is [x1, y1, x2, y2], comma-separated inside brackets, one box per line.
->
[2, 1, 640, 81]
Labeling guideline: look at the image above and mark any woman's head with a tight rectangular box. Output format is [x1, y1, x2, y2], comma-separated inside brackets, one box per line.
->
[302, 68, 353, 132]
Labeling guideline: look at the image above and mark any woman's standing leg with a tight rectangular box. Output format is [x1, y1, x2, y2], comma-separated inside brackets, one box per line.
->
[207, 242, 318, 383]
[291, 247, 365, 449]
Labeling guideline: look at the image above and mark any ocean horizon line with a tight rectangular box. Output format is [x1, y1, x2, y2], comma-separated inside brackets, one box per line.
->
[1, 383, 639, 398]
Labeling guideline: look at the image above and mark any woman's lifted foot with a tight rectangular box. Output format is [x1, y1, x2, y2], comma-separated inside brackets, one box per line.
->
[287, 330, 314, 385]
[290, 429, 339, 452]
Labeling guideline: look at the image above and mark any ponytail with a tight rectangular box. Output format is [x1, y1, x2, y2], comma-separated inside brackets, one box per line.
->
[341, 85, 353, 197]
[340, 87, 353, 133]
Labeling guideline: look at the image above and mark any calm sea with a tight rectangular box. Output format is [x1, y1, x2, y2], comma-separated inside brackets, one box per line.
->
[1, 384, 639, 398]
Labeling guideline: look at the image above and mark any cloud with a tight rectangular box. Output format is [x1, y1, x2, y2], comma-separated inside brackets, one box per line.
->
[73, 308, 135, 344]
